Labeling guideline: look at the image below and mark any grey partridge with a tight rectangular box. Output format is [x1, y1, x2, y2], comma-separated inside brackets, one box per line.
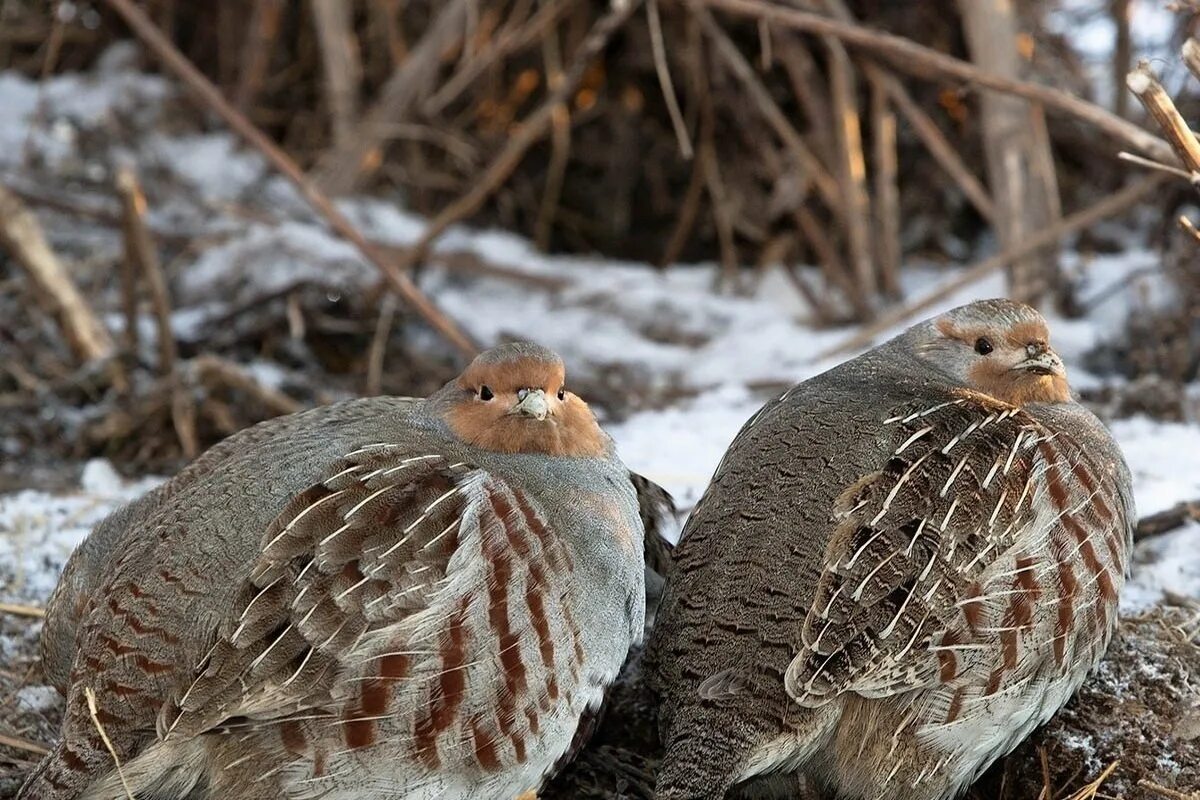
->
[646, 299, 1134, 800]
[21, 342, 674, 800]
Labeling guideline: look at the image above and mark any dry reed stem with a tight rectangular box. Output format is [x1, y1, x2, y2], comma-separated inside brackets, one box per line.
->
[1138, 779, 1200, 800]
[882, 73, 997, 223]
[702, 0, 1177, 165]
[115, 167, 175, 375]
[102, 0, 479, 359]
[647, 0, 694, 159]
[1127, 61, 1200, 173]
[233, 0, 285, 111]
[366, 294, 398, 397]
[311, 0, 363, 147]
[818, 174, 1169, 360]
[1064, 760, 1119, 800]
[0, 185, 116, 363]
[192, 355, 303, 417]
[392, 0, 642, 276]
[0, 602, 45, 618]
[424, 0, 576, 116]
[84, 686, 136, 800]
[0, 732, 50, 757]
[690, 2, 839, 209]
[869, 75, 901, 297]
[824, 30, 874, 300]
[314, 0, 472, 192]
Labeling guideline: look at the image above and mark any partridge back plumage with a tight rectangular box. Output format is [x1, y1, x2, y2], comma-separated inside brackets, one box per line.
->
[647, 300, 1134, 800]
[22, 344, 672, 800]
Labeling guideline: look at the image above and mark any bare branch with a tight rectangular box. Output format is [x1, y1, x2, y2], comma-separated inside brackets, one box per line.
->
[102, 0, 480, 358]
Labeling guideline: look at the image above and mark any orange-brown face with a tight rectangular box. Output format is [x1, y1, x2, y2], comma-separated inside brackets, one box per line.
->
[934, 315, 1071, 406]
[444, 353, 607, 457]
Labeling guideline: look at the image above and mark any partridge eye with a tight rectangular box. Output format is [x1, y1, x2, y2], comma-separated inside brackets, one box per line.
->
[974, 337, 994, 356]
[557, 387, 566, 401]
[479, 385, 494, 401]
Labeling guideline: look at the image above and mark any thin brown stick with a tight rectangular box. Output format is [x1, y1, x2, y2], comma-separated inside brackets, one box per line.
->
[816, 174, 1169, 360]
[0, 732, 51, 757]
[313, 0, 472, 192]
[660, 154, 706, 267]
[1136, 499, 1200, 541]
[1137, 779, 1199, 800]
[116, 167, 197, 456]
[702, 0, 1177, 164]
[1181, 215, 1200, 244]
[233, 0, 285, 112]
[1065, 760, 1119, 800]
[311, 0, 363, 148]
[424, 0, 576, 117]
[116, 167, 175, 375]
[0, 185, 116, 363]
[1112, 0, 1133, 118]
[0, 602, 45, 618]
[824, 31, 875, 301]
[193, 355, 303, 417]
[1127, 60, 1200, 173]
[366, 294, 398, 397]
[102, 0, 479, 359]
[85, 686, 136, 800]
[392, 0, 642, 275]
[690, 2, 840, 209]
[535, 24, 571, 252]
[795, 206, 869, 319]
[815, 0, 995, 223]
[775, 33, 835, 162]
[882, 70, 996, 222]
[869, 75, 901, 297]
[647, 0, 694, 159]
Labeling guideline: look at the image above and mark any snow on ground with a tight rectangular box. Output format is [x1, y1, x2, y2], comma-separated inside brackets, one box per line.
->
[2, 52, 1198, 627]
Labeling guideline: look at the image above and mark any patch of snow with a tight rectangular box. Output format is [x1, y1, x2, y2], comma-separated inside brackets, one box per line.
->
[149, 132, 267, 203]
[14, 685, 59, 714]
[1123, 522, 1200, 612]
[0, 464, 161, 605]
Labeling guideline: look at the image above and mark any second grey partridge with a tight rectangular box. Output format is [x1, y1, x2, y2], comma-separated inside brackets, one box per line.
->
[21, 342, 674, 800]
[646, 299, 1134, 800]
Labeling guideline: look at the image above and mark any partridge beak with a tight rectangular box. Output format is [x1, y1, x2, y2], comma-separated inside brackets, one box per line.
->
[1015, 343, 1065, 377]
[512, 388, 550, 420]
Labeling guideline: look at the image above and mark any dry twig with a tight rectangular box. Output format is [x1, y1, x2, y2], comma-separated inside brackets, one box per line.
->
[1127, 61, 1200, 173]
[1136, 499, 1200, 541]
[0, 732, 50, 757]
[102, 0, 479, 359]
[84, 686, 136, 800]
[0, 602, 45, 618]
[311, 0, 363, 148]
[424, 0, 577, 117]
[192, 355, 303, 417]
[0, 185, 115, 363]
[817, 174, 1169, 360]
[689, 2, 839, 209]
[314, 0, 472, 192]
[647, 0, 694, 159]
[702, 0, 1177, 164]
[1138, 779, 1200, 800]
[392, 0, 642, 275]
[233, 0, 285, 112]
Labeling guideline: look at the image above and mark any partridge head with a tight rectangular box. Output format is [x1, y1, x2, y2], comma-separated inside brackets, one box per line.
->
[23, 342, 673, 800]
[647, 299, 1133, 800]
